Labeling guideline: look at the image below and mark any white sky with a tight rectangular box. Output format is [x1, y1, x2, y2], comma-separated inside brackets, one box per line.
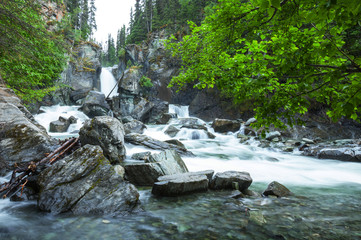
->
[93, 0, 136, 45]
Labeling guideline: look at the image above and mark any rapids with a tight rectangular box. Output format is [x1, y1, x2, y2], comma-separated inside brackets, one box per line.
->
[1, 104, 360, 239]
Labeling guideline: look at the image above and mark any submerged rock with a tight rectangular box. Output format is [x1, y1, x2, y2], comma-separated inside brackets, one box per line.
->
[79, 116, 126, 164]
[37, 145, 140, 215]
[262, 181, 292, 198]
[152, 170, 214, 197]
[212, 119, 241, 133]
[210, 171, 252, 191]
[125, 150, 189, 186]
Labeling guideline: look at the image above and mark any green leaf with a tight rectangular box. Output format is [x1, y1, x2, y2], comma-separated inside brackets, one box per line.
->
[270, 0, 280, 9]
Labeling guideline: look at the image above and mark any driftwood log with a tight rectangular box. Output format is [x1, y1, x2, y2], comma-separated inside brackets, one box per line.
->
[0, 137, 79, 199]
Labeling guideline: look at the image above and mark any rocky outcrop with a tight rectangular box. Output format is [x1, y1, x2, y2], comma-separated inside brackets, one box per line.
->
[212, 119, 241, 133]
[152, 170, 214, 196]
[302, 144, 361, 162]
[80, 91, 110, 118]
[124, 119, 147, 134]
[124, 150, 189, 186]
[79, 116, 126, 164]
[210, 171, 252, 191]
[125, 133, 194, 156]
[62, 43, 102, 92]
[37, 145, 139, 215]
[0, 87, 57, 176]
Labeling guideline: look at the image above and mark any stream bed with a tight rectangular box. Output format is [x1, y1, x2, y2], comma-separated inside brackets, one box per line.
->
[1, 105, 361, 240]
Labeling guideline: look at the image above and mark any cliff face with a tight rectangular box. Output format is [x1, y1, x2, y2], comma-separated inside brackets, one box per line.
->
[113, 30, 247, 121]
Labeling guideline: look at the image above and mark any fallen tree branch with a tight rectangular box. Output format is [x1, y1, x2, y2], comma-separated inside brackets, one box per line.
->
[0, 137, 79, 199]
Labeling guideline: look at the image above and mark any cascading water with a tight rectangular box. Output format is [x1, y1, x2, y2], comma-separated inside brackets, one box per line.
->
[1, 104, 361, 239]
[100, 67, 118, 98]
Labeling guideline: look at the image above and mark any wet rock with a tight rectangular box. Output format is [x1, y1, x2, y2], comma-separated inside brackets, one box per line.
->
[145, 100, 169, 124]
[212, 119, 241, 133]
[318, 148, 360, 162]
[125, 133, 194, 156]
[177, 118, 200, 126]
[70, 88, 91, 103]
[132, 151, 151, 161]
[49, 116, 77, 133]
[152, 170, 214, 196]
[237, 134, 250, 143]
[125, 150, 189, 186]
[245, 117, 257, 126]
[79, 116, 126, 164]
[164, 125, 180, 137]
[122, 116, 134, 123]
[80, 91, 110, 118]
[156, 113, 172, 124]
[262, 181, 292, 198]
[123, 119, 147, 134]
[181, 124, 207, 131]
[131, 98, 155, 122]
[164, 139, 186, 149]
[244, 127, 256, 136]
[266, 131, 281, 141]
[119, 68, 141, 95]
[0, 93, 57, 175]
[242, 189, 262, 197]
[37, 145, 139, 215]
[210, 171, 252, 191]
[302, 138, 315, 144]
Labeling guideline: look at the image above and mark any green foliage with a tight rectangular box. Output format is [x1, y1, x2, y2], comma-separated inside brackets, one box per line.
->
[140, 76, 154, 88]
[167, 0, 361, 128]
[0, 0, 67, 103]
[126, 0, 216, 45]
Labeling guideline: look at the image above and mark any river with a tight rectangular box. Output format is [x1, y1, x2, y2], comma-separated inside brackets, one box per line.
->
[1, 92, 361, 239]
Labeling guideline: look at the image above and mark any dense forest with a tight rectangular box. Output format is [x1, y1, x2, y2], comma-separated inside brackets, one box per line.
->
[0, 0, 97, 102]
[101, 0, 216, 66]
[1, 0, 361, 126]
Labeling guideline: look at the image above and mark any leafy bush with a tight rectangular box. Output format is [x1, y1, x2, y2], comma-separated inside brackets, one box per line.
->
[140, 76, 153, 88]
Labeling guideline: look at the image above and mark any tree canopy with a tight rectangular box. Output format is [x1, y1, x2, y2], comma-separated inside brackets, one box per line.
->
[167, 0, 361, 128]
[0, 0, 66, 102]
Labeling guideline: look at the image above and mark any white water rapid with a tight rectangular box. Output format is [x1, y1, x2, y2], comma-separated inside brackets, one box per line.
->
[100, 67, 118, 98]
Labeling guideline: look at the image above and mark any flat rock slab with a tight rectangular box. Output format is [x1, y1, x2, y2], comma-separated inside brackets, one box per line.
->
[125, 150, 189, 186]
[210, 171, 252, 191]
[152, 170, 214, 196]
[125, 133, 194, 156]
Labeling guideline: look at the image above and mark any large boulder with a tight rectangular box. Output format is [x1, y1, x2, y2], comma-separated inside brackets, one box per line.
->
[124, 150, 189, 186]
[119, 68, 141, 95]
[80, 91, 110, 118]
[210, 171, 252, 191]
[125, 133, 194, 156]
[152, 170, 214, 196]
[0, 88, 57, 175]
[212, 119, 241, 133]
[79, 116, 126, 164]
[37, 145, 140, 215]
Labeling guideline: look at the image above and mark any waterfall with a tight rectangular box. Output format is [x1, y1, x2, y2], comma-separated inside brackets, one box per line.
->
[100, 67, 118, 98]
[169, 104, 189, 118]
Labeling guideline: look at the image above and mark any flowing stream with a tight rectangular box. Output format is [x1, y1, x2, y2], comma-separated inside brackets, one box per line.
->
[1, 105, 361, 239]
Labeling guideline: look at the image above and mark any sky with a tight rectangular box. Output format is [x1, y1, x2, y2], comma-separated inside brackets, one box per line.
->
[93, 0, 136, 45]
